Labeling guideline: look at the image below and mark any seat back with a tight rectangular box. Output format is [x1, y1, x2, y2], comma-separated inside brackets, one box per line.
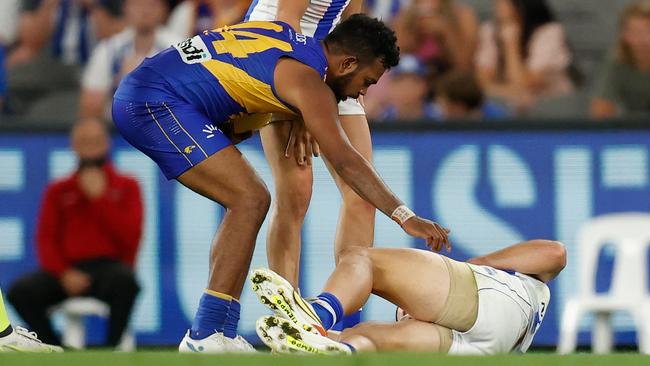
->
[577, 213, 650, 300]
[59, 297, 110, 317]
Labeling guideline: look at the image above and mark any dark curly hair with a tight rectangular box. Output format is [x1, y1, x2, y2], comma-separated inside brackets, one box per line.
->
[324, 14, 400, 69]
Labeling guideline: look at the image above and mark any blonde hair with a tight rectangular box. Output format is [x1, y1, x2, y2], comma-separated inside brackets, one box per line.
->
[617, 0, 650, 65]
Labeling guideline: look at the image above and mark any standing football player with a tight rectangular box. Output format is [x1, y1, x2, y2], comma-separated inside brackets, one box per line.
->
[245, 0, 376, 287]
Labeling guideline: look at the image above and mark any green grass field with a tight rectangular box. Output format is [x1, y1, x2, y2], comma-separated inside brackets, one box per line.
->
[1, 351, 649, 366]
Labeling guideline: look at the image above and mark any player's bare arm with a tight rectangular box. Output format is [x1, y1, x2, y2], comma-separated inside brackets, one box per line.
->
[276, 0, 310, 33]
[468, 240, 567, 283]
[341, 0, 364, 19]
[274, 59, 450, 249]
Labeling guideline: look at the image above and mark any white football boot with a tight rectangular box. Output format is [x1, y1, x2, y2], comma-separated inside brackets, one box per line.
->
[0, 326, 63, 353]
[256, 315, 350, 355]
[250, 268, 326, 336]
[178, 330, 238, 353]
[231, 335, 257, 353]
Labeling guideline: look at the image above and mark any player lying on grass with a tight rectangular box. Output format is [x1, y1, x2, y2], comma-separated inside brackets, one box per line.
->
[252, 239, 566, 354]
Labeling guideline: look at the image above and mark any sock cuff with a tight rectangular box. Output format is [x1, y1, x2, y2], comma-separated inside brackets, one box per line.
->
[318, 292, 344, 319]
[205, 289, 233, 301]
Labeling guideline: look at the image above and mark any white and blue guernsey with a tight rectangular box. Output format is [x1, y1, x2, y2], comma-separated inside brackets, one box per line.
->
[245, 0, 352, 40]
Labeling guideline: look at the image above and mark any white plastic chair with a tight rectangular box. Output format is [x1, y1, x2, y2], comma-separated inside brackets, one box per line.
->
[558, 213, 650, 354]
[56, 297, 135, 351]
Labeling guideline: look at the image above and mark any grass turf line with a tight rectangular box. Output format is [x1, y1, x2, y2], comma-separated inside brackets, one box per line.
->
[1, 352, 649, 366]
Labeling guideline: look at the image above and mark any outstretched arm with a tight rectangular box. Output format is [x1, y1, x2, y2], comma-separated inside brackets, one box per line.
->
[468, 240, 566, 283]
[274, 59, 450, 250]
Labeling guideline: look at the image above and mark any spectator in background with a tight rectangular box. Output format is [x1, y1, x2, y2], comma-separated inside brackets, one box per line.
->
[476, 0, 574, 114]
[0, 0, 21, 112]
[5, 1, 126, 117]
[167, 0, 249, 38]
[80, 0, 181, 119]
[8, 0, 109, 67]
[364, 0, 407, 23]
[434, 70, 508, 120]
[0, 46, 6, 112]
[90, 0, 126, 41]
[381, 55, 435, 121]
[393, 0, 479, 74]
[7, 119, 143, 348]
[0, 0, 20, 47]
[591, 0, 650, 119]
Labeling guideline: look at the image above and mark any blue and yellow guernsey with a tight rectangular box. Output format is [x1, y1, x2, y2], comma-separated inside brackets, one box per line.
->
[114, 21, 328, 128]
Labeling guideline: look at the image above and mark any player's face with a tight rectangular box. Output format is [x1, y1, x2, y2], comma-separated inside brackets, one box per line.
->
[125, 0, 168, 32]
[329, 58, 385, 102]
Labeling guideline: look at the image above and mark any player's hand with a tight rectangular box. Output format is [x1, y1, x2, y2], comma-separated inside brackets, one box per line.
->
[401, 216, 451, 252]
[60, 269, 91, 296]
[284, 118, 320, 166]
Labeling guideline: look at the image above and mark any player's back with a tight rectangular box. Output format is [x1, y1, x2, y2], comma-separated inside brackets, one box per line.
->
[245, 0, 352, 40]
[114, 21, 327, 125]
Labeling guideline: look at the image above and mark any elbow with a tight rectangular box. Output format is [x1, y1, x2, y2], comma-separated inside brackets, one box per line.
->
[546, 240, 567, 273]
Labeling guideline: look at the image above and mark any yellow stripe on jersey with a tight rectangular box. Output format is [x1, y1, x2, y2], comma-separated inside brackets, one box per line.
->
[201, 59, 295, 115]
[214, 30, 293, 58]
[212, 22, 293, 59]
[231, 113, 273, 133]
[214, 21, 286, 33]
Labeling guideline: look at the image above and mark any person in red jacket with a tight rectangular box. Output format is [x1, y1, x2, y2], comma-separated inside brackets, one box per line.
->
[8, 118, 143, 348]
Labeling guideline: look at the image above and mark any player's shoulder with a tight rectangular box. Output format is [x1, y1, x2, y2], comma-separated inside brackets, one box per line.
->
[275, 56, 325, 85]
[273, 57, 332, 111]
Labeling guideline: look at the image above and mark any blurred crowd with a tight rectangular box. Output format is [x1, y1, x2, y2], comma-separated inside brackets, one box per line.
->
[0, 0, 648, 125]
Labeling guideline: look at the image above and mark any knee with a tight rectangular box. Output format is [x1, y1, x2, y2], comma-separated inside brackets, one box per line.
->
[273, 174, 312, 220]
[337, 246, 371, 266]
[237, 182, 271, 220]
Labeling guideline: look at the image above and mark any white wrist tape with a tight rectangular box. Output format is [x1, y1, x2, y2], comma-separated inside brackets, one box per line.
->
[391, 205, 415, 225]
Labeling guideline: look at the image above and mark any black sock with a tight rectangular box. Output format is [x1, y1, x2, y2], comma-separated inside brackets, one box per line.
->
[0, 324, 12, 338]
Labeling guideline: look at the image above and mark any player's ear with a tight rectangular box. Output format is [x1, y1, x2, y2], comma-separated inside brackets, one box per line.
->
[339, 56, 359, 75]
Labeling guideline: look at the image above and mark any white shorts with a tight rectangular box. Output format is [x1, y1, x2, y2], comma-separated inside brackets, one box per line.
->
[338, 98, 365, 116]
[448, 264, 533, 355]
